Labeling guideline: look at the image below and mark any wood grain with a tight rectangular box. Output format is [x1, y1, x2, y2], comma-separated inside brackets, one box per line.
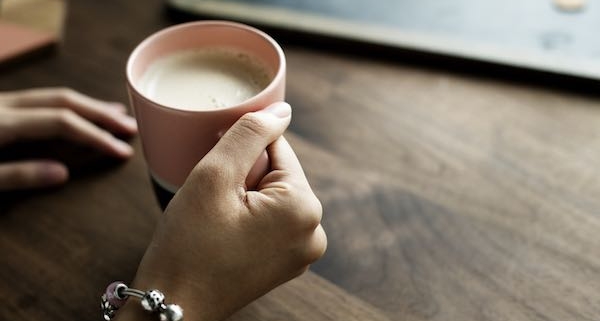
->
[1, 0, 600, 321]
[284, 48, 600, 320]
[0, 1, 390, 321]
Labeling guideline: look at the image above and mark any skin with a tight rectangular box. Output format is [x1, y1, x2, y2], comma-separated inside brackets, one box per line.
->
[0, 90, 326, 320]
[114, 102, 327, 321]
[0, 87, 137, 190]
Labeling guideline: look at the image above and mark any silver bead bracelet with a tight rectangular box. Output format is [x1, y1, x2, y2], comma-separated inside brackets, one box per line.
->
[101, 281, 183, 321]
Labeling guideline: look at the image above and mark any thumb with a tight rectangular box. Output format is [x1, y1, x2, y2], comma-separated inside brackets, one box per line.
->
[201, 102, 291, 185]
[0, 160, 69, 191]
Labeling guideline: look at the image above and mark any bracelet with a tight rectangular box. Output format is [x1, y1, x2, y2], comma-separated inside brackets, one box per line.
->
[101, 281, 184, 321]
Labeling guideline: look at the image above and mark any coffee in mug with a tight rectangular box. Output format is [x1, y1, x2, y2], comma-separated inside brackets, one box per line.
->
[138, 48, 272, 111]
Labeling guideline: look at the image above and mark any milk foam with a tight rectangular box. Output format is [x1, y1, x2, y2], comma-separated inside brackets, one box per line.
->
[138, 48, 272, 110]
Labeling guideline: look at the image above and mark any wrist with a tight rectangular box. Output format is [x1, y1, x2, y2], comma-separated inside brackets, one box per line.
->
[102, 259, 216, 321]
[110, 272, 216, 321]
[112, 299, 153, 321]
[110, 282, 216, 321]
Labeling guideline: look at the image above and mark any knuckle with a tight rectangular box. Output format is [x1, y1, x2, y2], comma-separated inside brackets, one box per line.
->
[293, 192, 322, 229]
[190, 158, 231, 189]
[274, 181, 295, 199]
[55, 109, 77, 129]
[237, 113, 269, 138]
[57, 108, 75, 120]
[56, 87, 76, 103]
[305, 195, 323, 228]
[305, 226, 327, 263]
[273, 185, 322, 229]
[191, 160, 220, 181]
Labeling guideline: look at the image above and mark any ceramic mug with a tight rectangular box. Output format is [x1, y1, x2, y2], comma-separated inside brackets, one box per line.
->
[126, 21, 286, 209]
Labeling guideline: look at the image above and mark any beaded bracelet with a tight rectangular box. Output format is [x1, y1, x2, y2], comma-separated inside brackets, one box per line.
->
[101, 281, 183, 321]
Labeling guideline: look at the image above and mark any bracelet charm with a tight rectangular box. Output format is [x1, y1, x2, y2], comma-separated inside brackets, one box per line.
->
[101, 282, 183, 321]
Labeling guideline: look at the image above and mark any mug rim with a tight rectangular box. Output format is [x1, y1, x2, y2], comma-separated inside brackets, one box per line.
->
[126, 20, 286, 114]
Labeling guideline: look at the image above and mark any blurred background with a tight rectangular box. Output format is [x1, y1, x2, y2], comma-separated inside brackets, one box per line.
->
[166, 0, 600, 86]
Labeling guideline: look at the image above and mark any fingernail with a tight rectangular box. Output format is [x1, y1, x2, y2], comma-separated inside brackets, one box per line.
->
[113, 139, 134, 157]
[110, 102, 127, 111]
[122, 116, 138, 131]
[261, 102, 291, 118]
[39, 162, 68, 185]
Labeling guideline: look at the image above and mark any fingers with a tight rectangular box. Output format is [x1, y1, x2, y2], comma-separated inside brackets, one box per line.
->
[202, 102, 291, 185]
[305, 224, 327, 264]
[0, 160, 68, 191]
[292, 225, 327, 277]
[4, 108, 133, 158]
[245, 133, 322, 232]
[254, 136, 312, 194]
[266, 135, 306, 179]
[245, 151, 269, 189]
[5, 87, 137, 135]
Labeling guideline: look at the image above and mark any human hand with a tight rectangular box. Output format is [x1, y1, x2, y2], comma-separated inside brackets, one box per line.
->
[116, 102, 326, 321]
[0, 88, 137, 191]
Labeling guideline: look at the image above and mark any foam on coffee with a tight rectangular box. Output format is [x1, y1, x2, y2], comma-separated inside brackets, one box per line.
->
[138, 48, 272, 110]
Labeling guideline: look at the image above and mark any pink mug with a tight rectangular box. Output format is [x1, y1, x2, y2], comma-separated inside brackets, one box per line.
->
[126, 21, 286, 207]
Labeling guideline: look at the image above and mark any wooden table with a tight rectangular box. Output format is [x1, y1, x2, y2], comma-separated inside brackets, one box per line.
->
[1, 1, 599, 321]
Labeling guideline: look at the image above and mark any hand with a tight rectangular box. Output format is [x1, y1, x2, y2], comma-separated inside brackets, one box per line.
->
[0, 87, 138, 191]
[116, 102, 326, 321]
